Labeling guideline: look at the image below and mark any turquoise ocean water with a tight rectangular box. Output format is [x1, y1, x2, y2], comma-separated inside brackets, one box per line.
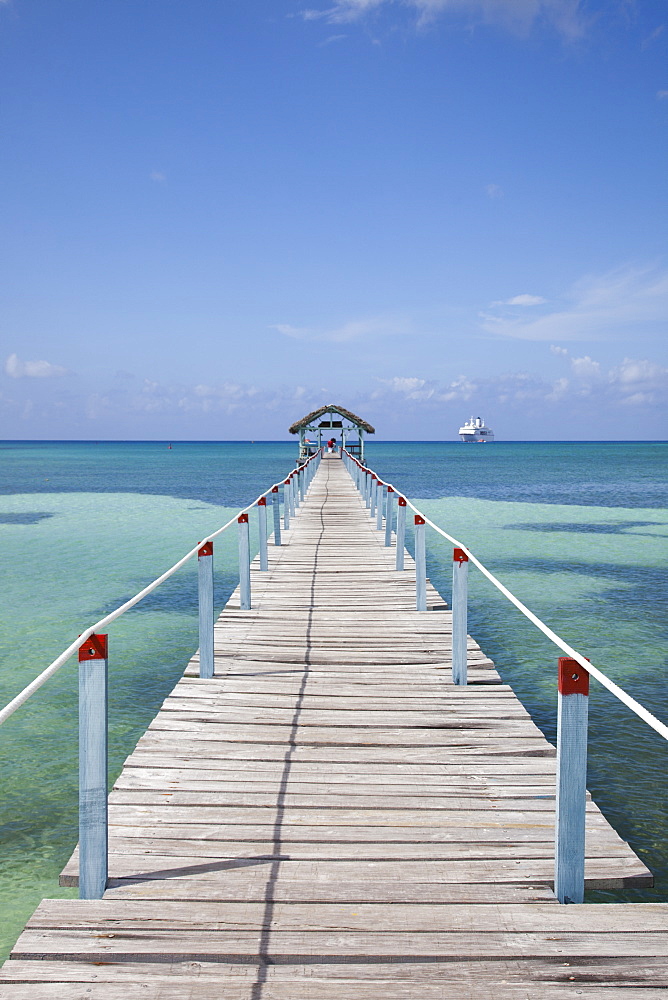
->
[0, 440, 666, 958]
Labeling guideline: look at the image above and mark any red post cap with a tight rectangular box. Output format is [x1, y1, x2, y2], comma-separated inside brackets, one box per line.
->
[258, 497, 266, 506]
[387, 485, 394, 493]
[453, 547, 468, 563]
[238, 513, 249, 524]
[414, 515, 425, 525]
[398, 496, 407, 507]
[79, 634, 108, 661]
[558, 657, 590, 696]
[271, 485, 279, 493]
[198, 541, 213, 558]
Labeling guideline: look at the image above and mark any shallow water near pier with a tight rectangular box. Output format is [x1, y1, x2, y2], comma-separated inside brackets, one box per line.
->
[0, 440, 666, 958]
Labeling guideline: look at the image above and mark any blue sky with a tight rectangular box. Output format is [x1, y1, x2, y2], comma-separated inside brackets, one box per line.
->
[1, 0, 666, 440]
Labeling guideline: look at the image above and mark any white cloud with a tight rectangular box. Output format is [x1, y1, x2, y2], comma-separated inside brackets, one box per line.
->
[570, 355, 601, 379]
[301, 0, 587, 37]
[492, 294, 547, 307]
[657, 90, 668, 100]
[272, 315, 411, 343]
[550, 345, 569, 356]
[364, 351, 667, 415]
[485, 183, 504, 199]
[150, 171, 167, 182]
[440, 374, 477, 401]
[372, 376, 436, 400]
[545, 376, 570, 401]
[480, 264, 668, 341]
[5, 353, 69, 378]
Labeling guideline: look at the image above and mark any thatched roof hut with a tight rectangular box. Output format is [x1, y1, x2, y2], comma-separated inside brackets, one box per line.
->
[289, 405, 375, 436]
[289, 404, 374, 463]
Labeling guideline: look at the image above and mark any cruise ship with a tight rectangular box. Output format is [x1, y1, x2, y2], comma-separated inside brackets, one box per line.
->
[458, 416, 494, 442]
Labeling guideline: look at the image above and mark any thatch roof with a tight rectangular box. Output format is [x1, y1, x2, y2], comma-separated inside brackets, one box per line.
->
[289, 405, 375, 435]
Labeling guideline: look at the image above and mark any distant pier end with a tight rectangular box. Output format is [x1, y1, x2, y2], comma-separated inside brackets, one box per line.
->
[289, 403, 374, 463]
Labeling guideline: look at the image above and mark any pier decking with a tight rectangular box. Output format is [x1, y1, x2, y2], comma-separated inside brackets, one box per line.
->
[2, 456, 667, 997]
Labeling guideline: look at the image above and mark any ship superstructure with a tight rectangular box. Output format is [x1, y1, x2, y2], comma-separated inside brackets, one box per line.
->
[459, 416, 494, 442]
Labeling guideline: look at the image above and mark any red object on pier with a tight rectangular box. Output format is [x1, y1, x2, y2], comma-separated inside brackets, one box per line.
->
[558, 657, 590, 696]
[198, 541, 213, 558]
[453, 547, 468, 563]
[238, 513, 249, 524]
[79, 634, 108, 661]
[414, 515, 425, 525]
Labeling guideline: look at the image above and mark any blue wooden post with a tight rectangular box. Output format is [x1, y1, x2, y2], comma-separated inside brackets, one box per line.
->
[370, 477, 377, 519]
[283, 479, 290, 530]
[396, 497, 406, 570]
[376, 484, 385, 530]
[258, 498, 268, 571]
[78, 633, 108, 900]
[298, 467, 305, 502]
[385, 486, 394, 547]
[272, 485, 281, 546]
[365, 472, 371, 508]
[414, 515, 427, 611]
[292, 472, 300, 509]
[197, 541, 214, 679]
[452, 548, 468, 686]
[555, 657, 589, 904]
[238, 513, 251, 610]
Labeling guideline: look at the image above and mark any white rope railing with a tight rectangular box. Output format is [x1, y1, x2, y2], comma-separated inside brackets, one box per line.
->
[0, 450, 321, 727]
[343, 449, 668, 745]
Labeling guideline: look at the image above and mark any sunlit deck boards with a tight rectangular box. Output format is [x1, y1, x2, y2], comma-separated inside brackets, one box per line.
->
[2, 455, 667, 997]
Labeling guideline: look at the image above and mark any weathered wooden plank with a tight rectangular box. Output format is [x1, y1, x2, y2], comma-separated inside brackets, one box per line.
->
[59, 851, 651, 888]
[12, 927, 668, 961]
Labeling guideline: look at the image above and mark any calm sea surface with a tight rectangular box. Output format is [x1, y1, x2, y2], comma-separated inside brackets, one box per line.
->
[0, 440, 666, 958]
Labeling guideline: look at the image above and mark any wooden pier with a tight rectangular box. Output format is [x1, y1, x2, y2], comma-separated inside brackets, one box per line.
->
[2, 455, 668, 997]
